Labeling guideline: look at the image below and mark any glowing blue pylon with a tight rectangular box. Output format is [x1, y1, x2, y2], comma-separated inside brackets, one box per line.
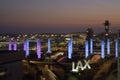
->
[85, 40, 89, 58]
[68, 38, 72, 59]
[90, 38, 93, 54]
[25, 39, 29, 58]
[115, 39, 118, 58]
[47, 38, 51, 53]
[107, 38, 110, 55]
[101, 40, 105, 59]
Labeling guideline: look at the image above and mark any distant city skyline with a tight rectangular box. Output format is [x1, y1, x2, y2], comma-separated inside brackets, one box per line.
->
[0, 0, 120, 33]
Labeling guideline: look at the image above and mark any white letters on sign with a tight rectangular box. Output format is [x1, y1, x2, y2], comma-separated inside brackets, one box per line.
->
[72, 60, 91, 72]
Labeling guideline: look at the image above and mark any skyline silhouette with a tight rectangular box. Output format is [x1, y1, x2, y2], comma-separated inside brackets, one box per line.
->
[0, 0, 120, 33]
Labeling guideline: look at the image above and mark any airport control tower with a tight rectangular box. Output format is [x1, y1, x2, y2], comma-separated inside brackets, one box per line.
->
[104, 20, 110, 37]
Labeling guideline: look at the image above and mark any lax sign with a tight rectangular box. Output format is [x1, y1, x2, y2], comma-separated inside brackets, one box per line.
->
[72, 59, 91, 72]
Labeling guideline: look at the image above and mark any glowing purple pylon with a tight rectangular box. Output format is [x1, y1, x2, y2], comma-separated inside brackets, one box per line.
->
[68, 40, 71, 59]
[37, 39, 41, 59]
[13, 39, 17, 51]
[101, 40, 105, 59]
[8, 39, 12, 51]
[107, 38, 110, 55]
[24, 40, 26, 51]
[25, 39, 29, 58]
[115, 39, 118, 58]
[71, 38, 73, 55]
[85, 40, 89, 58]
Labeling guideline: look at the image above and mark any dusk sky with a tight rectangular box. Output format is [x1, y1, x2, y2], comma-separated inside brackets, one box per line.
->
[0, 0, 120, 33]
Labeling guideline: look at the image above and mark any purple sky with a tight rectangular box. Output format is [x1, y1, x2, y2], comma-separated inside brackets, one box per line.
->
[0, 0, 120, 33]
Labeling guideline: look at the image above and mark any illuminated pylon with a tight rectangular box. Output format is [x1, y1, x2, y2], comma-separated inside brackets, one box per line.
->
[37, 39, 41, 59]
[115, 39, 118, 58]
[70, 38, 73, 55]
[8, 39, 12, 51]
[85, 40, 89, 58]
[101, 40, 105, 59]
[90, 38, 93, 54]
[107, 38, 110, 55]
[13, 39, 17, 51]
[24, 40, 26, 51]
[47, 38, 51, 53]
[68, 38, 73, 59]
[25, 39, 29, 58]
